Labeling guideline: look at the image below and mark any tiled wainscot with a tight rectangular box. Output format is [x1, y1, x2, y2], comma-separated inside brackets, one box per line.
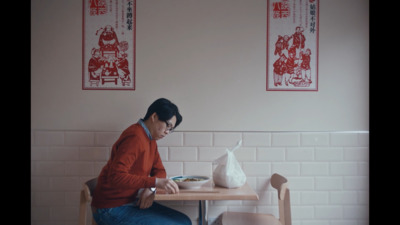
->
[31, 130, 369, 225]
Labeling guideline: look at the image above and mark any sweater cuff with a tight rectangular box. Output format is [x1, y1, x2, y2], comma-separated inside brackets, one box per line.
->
[147, 176, 156, 187]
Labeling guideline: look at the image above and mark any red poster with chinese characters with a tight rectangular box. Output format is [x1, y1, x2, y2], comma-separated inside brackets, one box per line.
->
[83, 0, 136, 90]
[267, 0, 319, 91]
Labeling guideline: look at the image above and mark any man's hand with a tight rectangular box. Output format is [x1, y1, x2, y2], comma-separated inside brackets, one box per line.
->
[137, 188, 155, 209]
[155, 178, 180, 194]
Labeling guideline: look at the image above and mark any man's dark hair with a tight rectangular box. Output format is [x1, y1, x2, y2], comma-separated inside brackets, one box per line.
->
[143, 98, 182, 128]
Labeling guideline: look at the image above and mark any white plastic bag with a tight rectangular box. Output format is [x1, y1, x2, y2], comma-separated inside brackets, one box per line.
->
[212, 140, 246, 188]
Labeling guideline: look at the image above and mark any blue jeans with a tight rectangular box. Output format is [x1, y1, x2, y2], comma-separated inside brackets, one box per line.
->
[93, 201, 192, 225]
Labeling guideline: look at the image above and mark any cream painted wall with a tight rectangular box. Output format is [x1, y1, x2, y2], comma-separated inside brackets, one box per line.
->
[31, 0, 369, 132]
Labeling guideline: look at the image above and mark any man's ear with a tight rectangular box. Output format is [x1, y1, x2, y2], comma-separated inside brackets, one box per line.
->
[150, 112, 158, 122]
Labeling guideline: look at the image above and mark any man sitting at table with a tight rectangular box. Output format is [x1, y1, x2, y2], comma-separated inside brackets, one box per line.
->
[91, 98, 192, 225]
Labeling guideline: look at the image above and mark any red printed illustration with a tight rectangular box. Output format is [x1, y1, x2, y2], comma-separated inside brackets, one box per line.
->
[88, 25, 131, 86]
[272, 26, 312, 87]
[83, 0, 135, 90]
[267, 0, 318, 91]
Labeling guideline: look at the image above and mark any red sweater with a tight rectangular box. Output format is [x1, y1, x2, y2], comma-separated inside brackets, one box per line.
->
[91, 123, 166, 208]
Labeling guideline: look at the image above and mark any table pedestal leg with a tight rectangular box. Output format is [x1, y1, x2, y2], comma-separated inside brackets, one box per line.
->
[198, 200, 208, 225]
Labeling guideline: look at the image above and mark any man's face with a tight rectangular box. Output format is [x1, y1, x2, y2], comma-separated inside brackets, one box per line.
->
[152, 115, 177, 140]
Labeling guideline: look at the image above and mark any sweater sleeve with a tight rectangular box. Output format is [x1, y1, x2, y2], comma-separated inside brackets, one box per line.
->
[107, 135, 156, 189]
[150, 145, 167, 179]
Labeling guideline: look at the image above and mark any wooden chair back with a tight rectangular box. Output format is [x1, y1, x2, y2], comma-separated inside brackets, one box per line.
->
[270, 173, 291, 225]
[79, 178, 98, 225]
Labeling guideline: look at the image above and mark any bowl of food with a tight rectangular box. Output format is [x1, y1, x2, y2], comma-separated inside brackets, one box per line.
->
[170, 175, 211, 189]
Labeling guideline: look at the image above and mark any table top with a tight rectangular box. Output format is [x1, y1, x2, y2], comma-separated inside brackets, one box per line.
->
[154, 182, 259, 201]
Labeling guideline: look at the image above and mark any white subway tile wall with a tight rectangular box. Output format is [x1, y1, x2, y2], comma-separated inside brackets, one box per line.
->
[31, 130, 369, 225]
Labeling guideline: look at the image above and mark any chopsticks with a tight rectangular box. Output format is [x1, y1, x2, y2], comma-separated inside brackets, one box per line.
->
[157, 189, 219, 194]
[180, 190, 219, 193]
